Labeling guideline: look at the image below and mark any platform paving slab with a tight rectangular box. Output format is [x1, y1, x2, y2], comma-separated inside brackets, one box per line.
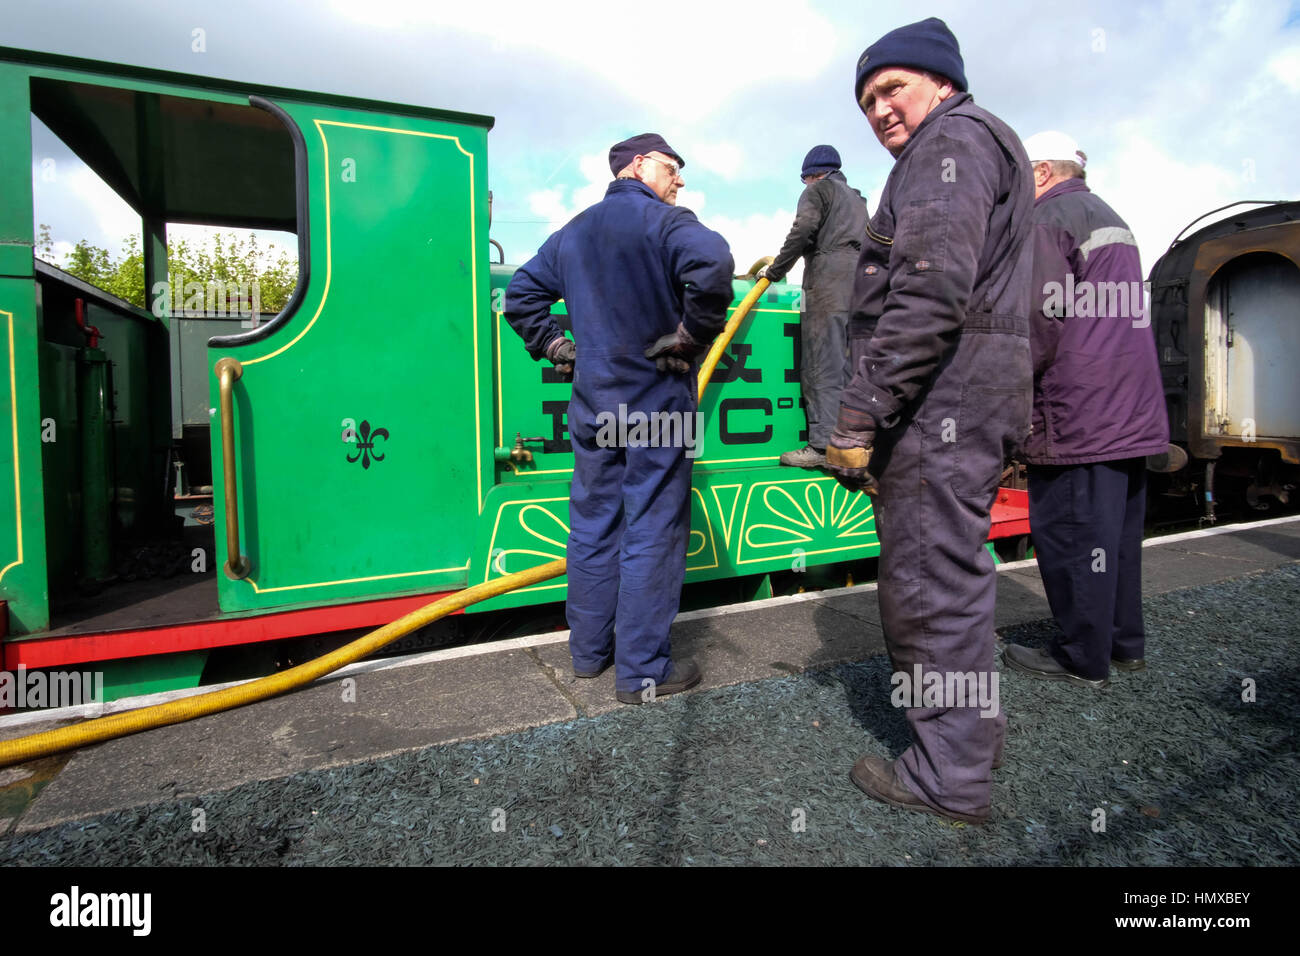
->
[533, 598, 887, 717]
[10, 649, 573, 832]
[1156, 524, 1300, 565]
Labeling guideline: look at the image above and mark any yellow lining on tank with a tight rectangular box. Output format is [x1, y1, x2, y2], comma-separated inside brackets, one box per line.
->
[231, 118, 487, 588]
[0, 311, 23, 583]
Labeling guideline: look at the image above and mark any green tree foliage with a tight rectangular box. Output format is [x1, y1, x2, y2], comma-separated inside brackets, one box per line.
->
[36, 224, 298, 315]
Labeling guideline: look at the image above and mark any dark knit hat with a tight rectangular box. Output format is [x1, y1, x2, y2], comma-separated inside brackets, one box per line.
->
[608, 133, 685, 176]
[801, 145, 841, 179]
[854, 17, 967, 106]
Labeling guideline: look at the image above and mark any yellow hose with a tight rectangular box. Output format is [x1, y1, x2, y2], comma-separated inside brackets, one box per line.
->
[0, 278, 772, 769]
[698, 279, 768, 397]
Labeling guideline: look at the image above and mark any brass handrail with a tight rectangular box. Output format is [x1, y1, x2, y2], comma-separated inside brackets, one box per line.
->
[215, 357, 250, 579]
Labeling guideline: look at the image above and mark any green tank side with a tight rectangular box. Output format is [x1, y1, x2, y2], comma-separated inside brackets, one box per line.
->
[470, 270, 878, 612]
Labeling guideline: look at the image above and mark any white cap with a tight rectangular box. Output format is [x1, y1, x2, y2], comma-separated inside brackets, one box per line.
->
[1023, 130, 1086, 168]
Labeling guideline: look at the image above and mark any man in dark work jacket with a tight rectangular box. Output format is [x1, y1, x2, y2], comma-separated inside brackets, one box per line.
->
[825, 18, 1034, 824]
[759, 146, 868, 468]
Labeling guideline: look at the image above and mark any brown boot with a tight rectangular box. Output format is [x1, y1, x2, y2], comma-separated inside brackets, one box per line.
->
[615, 660, 701, 705]
[850, 755, 989, 825]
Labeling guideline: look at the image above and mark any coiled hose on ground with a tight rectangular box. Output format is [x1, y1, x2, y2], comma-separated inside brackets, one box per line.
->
[0, 278, 773, 769]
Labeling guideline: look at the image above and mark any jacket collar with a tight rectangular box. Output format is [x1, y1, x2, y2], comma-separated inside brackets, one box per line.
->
[606, 178, 662, 202]
[896, 91, 970, 159]
[1035, 177, 1090, 207]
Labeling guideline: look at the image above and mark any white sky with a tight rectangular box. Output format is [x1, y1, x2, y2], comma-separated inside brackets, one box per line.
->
[15, 0, 1300, 285]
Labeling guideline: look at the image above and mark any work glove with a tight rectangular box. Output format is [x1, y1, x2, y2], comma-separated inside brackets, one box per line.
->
[645, 322, 706, 374]
[825, 404, 879, 495]
[545, 335, 576, 380]
[756, 264, 779, 282]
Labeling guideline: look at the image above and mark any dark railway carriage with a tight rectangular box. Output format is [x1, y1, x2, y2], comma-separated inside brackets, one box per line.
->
[1149, 201, 1300, 520]
[0, 47, 1028, 700]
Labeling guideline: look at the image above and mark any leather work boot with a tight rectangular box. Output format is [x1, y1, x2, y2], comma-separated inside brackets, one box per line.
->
[779, 445, 827, 468]
[615, 659, 702, 705]
[850, 755, 989, 825]
[1003, 644, 1109, 689]
[1111, 656, 1146, 672]
[573, 656, 613, 679]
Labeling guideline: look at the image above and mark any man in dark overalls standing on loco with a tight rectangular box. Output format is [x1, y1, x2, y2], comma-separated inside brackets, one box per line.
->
[824, 18, 1034, 823]
[505, 134, 734, 705]
[759, 146, 868, 468]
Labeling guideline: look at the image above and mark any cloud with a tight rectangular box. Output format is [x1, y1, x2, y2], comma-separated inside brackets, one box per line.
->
[41, 240, 77, 269]
[999, 0, 1300, 275]
[33, 159, 140, 254]
[526, 149, 712, 234]
[525, 187, 569, 226]
[526, 151, 613, 232]
[324, 0, 841, 119]
[699, 208, 798, 282]
[676, 188, 707, 214]
[690, 143, 745, 182]
[1267, 45, 1300, 92]
[1090, 131, 1251, 271]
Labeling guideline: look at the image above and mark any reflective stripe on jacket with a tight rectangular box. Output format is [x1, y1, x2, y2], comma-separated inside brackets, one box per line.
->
[1023, 179, 1168, 464]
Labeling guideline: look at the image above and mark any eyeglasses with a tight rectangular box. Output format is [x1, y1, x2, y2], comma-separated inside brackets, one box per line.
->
[641, 155, 682, 179]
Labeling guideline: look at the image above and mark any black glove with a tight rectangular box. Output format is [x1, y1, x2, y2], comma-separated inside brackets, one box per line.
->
[825, 405, 879, 494]
[644, 322, 706, 374]
[545, 335, 576, 380]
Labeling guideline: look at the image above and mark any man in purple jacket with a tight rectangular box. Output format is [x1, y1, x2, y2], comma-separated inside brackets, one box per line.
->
[826, 18, 1034, 825]
[1002, 131, 1169, 689]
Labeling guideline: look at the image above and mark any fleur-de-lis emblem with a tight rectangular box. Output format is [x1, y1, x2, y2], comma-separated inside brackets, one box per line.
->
[346, 420, 389, 469]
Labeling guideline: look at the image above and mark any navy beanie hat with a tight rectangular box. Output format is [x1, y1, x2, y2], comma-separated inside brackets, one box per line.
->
[854, 17, 967, 105]
[801, 145, 841, 179]
[609, 133, 685, 176]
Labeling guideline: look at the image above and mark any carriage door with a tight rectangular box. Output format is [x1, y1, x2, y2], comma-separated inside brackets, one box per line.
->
[1222, 253, 1300, 441]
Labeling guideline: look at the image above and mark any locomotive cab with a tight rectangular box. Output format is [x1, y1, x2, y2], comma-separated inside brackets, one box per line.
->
[1, 47, 499, 694]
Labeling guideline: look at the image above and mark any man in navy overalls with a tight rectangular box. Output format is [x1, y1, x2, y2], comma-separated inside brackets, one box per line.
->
[505, 134, 733, 704]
